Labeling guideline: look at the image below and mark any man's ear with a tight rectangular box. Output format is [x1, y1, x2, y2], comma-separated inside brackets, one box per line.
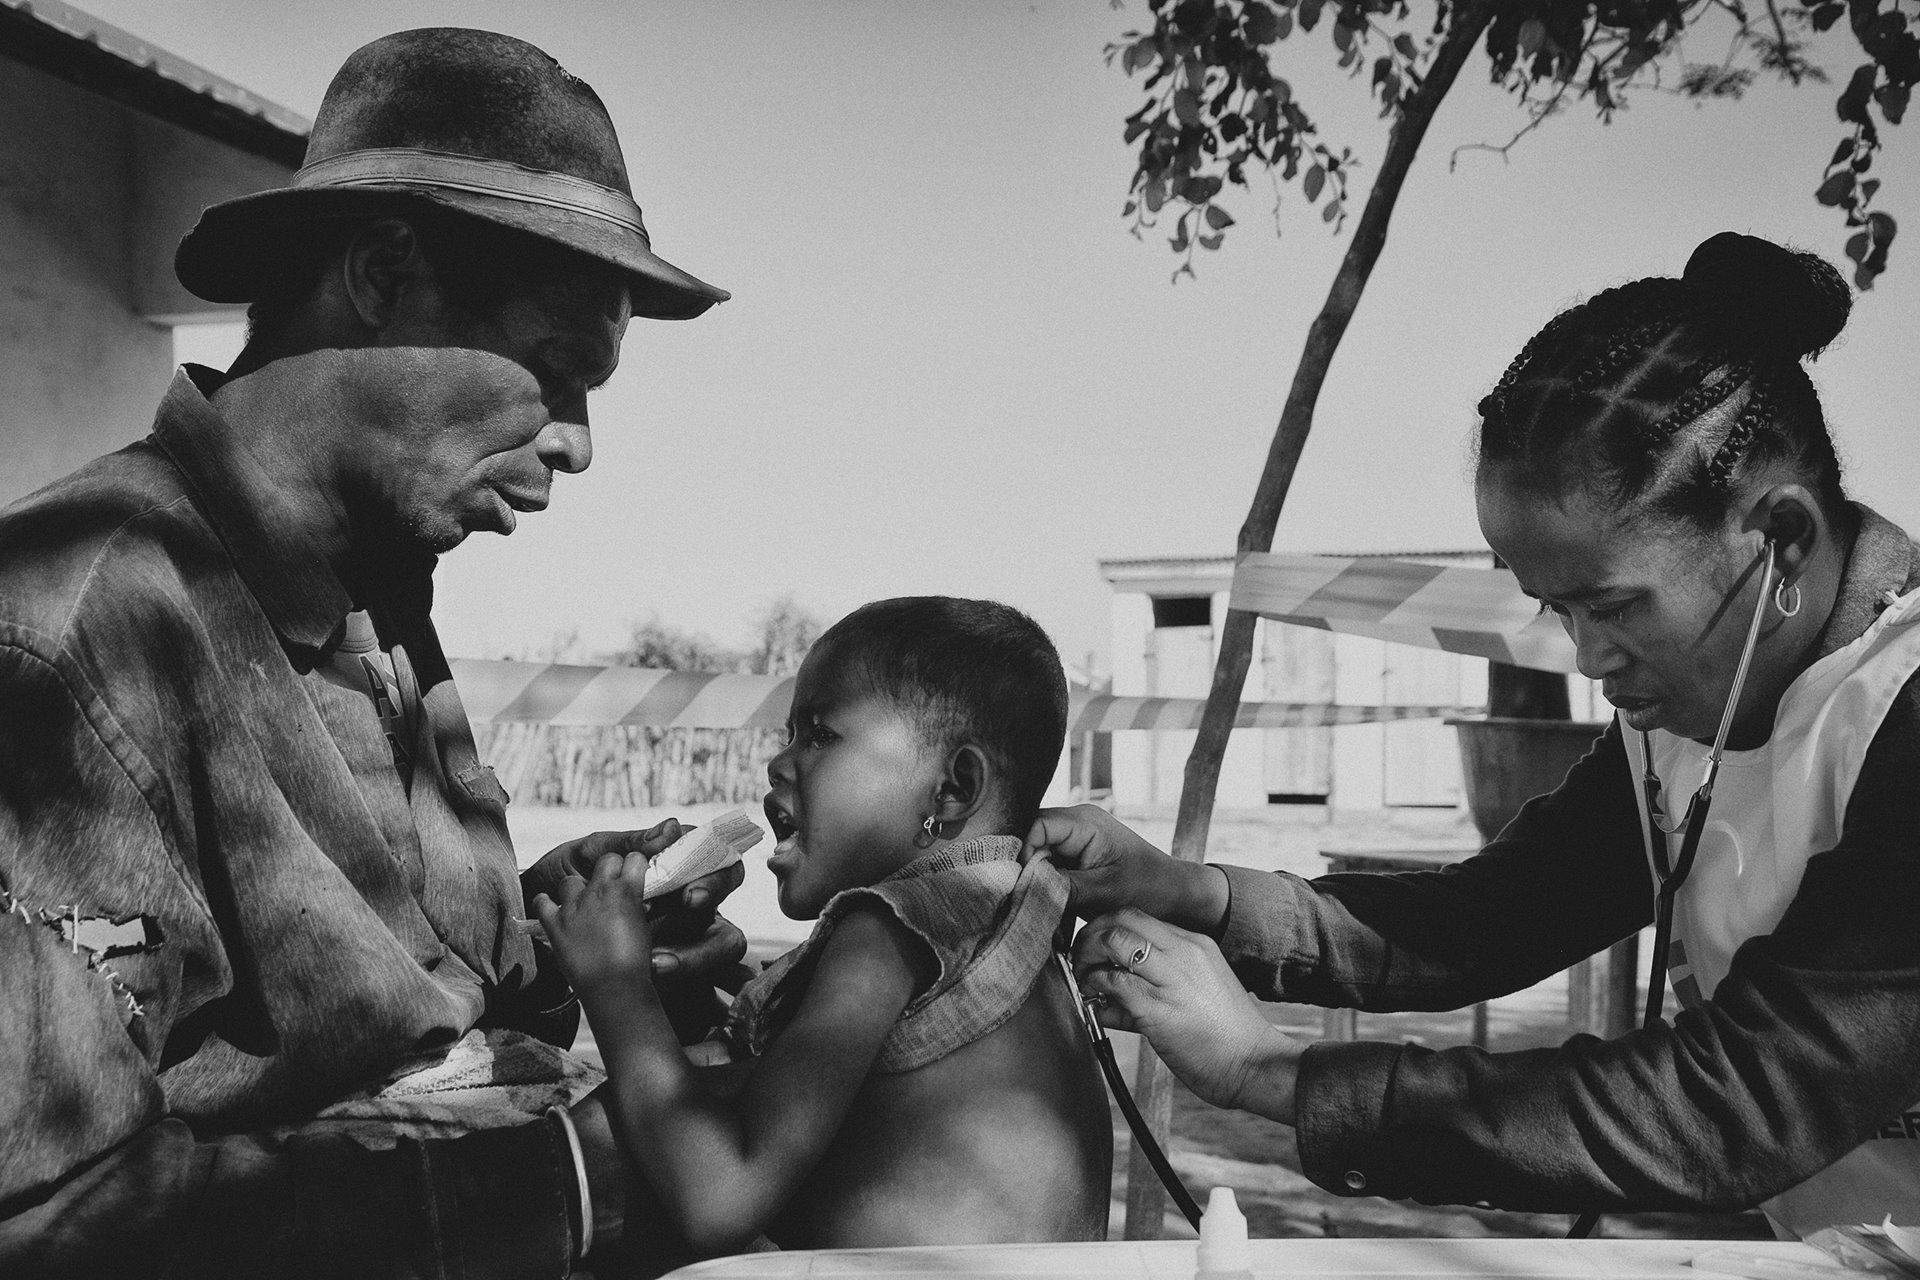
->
[1745, 482, 1824, 588]
[932, 744, 992, 829]
[340, 219, 429, 332]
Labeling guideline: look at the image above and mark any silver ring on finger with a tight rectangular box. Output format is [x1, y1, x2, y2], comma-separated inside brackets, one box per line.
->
[1124, 940, 1153, 974]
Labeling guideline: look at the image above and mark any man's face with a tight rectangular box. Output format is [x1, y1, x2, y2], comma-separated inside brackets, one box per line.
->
[356, 266, 632, 553]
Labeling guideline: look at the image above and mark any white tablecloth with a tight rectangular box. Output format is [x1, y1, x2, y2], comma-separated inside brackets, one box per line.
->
[662, 1237, 1834, 1280]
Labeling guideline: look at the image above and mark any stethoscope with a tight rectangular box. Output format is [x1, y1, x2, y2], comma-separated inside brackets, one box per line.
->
[1052, 946, 1207, 1229]
[1568, 539, 1782, 1238]
[1044, 544, 1790, 1239]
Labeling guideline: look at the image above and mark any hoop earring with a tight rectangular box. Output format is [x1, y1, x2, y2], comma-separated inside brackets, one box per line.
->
[1773, 577, 1802, 619]
[913, 814, 940, 849]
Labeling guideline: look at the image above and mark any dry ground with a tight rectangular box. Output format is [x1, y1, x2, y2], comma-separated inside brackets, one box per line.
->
[507, 801, 1772, 1244]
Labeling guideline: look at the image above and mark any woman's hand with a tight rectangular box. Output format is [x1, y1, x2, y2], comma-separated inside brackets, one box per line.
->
[533, 852, 657, 1001]
[1025, 805, 1230, 933]
[1073, 908, 1304, 1124]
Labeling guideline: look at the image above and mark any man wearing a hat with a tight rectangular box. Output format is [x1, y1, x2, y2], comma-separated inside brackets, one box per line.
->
[0, 29, 735, 1277]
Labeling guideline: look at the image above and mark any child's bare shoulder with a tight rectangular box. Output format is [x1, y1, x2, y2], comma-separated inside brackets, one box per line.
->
[771, 898, 936, 1028]
[805, 901, 940, 1011]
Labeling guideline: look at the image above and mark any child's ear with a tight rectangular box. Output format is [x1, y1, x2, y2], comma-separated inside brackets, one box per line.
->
[934, 744, 992, 827]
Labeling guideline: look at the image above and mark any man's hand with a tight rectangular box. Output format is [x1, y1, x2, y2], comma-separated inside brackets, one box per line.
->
[521, 821, 749, 985]
[1072, 908, 1303, 1124]
[1023, 805, 1230, 934]
[522, 821, 686, 913]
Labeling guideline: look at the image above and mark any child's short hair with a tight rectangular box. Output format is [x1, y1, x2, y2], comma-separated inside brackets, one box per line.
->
[817, 597, 1067, 828]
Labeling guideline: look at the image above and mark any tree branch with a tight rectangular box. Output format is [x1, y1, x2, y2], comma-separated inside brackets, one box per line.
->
[1123, 0, 1509, 1241]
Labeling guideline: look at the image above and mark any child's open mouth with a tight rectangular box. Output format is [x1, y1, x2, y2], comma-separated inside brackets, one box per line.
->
[763, 797, 800, 851]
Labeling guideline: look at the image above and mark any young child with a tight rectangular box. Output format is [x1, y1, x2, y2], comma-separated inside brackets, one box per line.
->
[534, 597, 1111, 1257]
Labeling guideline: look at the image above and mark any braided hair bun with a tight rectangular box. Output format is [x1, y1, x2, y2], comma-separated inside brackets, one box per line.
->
[1681, 232, 1851, 360]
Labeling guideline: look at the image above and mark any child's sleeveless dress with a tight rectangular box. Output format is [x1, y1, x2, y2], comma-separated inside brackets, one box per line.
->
[720, 835, 1069, 1072]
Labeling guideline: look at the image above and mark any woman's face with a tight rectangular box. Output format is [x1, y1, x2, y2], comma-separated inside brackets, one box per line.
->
[1476, 466, 1782, 745]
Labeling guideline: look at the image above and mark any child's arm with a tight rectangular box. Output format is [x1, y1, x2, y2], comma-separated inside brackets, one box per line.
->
[534, 852, 931, 1254]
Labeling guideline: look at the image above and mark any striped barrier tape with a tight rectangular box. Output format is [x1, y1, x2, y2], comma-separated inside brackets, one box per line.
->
[451, 661, 793, 729]
[1067, 694, 1476, 733]
[1229, 552, 1579, 674]
[448, 659, 1479, 733]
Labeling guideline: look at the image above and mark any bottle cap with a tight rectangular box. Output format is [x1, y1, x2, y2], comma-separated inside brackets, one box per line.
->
[1196, 1186, 1251, 1275]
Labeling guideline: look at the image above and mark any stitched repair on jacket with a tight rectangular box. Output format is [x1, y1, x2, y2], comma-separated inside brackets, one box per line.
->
[0, 885, 160, 1021]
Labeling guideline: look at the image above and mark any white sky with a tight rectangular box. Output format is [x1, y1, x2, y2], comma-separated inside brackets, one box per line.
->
[135, 0, 1920, 674]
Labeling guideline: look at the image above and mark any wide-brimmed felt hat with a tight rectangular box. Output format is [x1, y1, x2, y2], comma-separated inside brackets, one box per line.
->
[175, 27, 729, 320]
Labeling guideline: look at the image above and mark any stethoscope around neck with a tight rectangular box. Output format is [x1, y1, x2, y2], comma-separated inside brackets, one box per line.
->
[1569, 539, 1782, 1238]
[1043, 543, 1793, 1240]
[1636, 538, 1780, 1023]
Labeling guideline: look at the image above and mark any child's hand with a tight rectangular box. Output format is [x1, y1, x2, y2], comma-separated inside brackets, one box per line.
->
[533, 851, 657, 999]
[1023, 805, 1230, 934]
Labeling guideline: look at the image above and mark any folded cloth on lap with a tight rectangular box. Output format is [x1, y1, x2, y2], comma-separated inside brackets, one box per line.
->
[273, 1028, 606, 1148]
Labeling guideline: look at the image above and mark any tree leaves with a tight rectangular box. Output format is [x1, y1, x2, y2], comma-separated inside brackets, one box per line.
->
[1878, 81, 1910, 125]
[1243, 1, 1282, 44]
[1112, 0, 1909, 284]
[1846, 211, 1898, 288]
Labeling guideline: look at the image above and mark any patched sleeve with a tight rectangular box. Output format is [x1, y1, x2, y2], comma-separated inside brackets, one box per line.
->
[0, 640, 575, 1278]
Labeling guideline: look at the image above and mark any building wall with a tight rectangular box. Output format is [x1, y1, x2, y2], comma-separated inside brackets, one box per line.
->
[1103, 560, 1515, 816]
[1109, 592, 1154, 807]
[1212, 590, 1267, 807]
[0, 58, 167, 498]
[1107, 588, 1280, 816]
[0, 58, 290, 505]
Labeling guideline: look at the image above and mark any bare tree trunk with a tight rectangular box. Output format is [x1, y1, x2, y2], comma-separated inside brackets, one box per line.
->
[1123, 0, 1502, 1238]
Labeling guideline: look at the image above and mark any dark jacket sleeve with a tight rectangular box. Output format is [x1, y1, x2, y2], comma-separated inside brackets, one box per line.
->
[1219, 706, 1920, 1213]
[0, 640, 576, 1280]
[1215, 721, 1650, 1011]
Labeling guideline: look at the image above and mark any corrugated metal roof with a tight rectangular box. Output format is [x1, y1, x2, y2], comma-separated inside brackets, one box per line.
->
[1, 0, 307, 165]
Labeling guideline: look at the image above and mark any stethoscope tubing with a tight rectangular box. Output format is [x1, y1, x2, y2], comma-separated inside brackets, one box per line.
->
[1569, 541, 1781, 1237]
[1053, 544, 1784, 1242]
[1052, 948, 1206, 1230]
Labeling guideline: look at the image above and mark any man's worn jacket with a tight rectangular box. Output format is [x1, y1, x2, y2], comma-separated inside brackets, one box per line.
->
[0, 370, 581, 1277]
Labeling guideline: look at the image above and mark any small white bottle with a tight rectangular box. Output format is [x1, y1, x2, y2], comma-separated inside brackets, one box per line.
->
[1196, 1186, 1254, 1280]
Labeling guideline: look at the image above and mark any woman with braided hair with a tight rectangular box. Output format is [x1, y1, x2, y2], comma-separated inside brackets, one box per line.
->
[1030, 232, 1920, 1234]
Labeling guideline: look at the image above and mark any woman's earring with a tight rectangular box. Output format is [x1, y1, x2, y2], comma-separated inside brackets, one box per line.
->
[913, 814, 940, 849]
[1774, 576, 1802, 618]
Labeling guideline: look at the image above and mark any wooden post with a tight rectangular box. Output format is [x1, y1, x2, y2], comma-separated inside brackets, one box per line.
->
[1605, 933, 1641, 1038]
[1568, 935, 1644, 1037]
[1120, 0, 1499, 1238]
[1123, 1043, 1178, 1238]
